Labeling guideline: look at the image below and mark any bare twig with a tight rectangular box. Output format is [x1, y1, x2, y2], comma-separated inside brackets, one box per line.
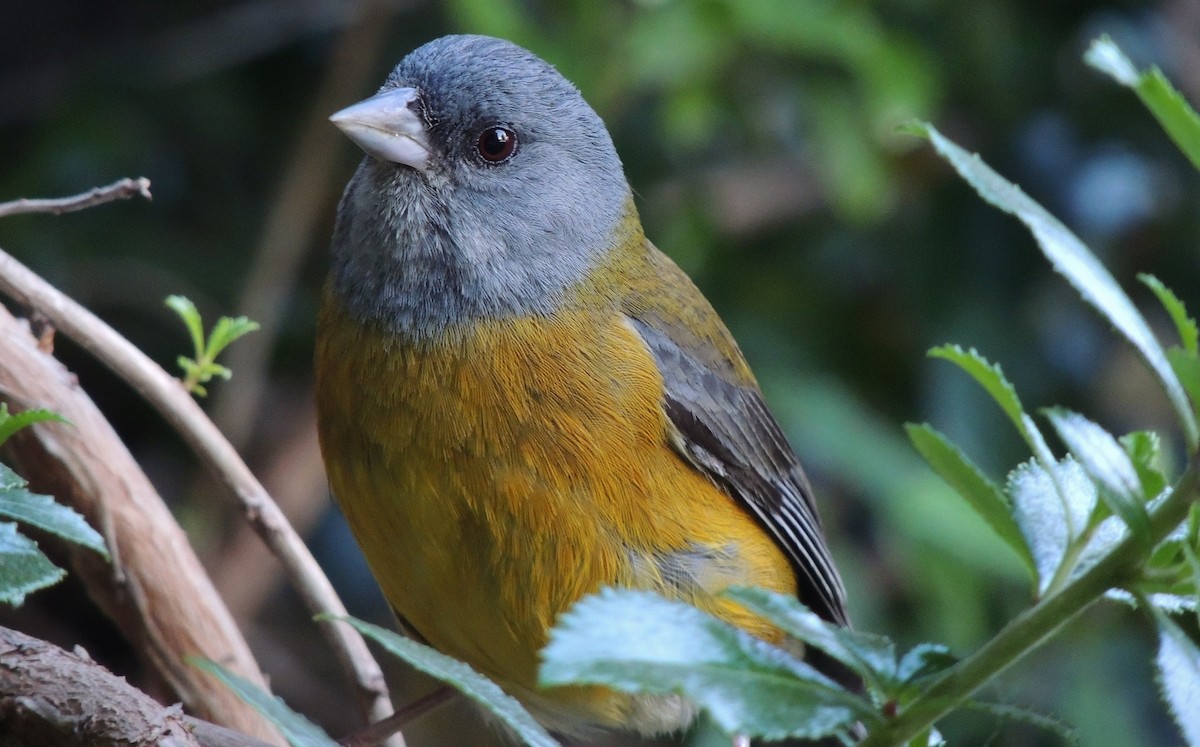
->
[212, 402, 328, 622]
[0, 177, 152, 219]
[0, 625, 275, 747]
[0, 245, 397, 740]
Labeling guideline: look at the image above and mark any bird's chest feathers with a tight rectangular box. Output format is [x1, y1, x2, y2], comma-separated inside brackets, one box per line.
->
[316, 299, 669, 561]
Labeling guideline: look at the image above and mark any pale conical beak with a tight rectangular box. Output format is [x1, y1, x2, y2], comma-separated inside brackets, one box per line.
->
[330, 87, 430, 171]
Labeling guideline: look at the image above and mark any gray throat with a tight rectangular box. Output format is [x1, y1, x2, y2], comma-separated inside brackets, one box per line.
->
[328, 160, 628, 342]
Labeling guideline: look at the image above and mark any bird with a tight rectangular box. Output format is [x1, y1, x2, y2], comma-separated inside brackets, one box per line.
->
[315, 33, 850, 741]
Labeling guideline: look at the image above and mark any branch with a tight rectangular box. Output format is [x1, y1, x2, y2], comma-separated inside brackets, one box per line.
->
[339, 687, 455, 747]
[861, 457, 1200, 746]
[0, 245, 396, 735]
[0, 178, 152, 218]
[0, 305, 281, 744]
[0, 625, 274, 747]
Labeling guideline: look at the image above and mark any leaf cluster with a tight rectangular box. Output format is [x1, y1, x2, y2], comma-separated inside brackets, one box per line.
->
[0, 404, 108, 606]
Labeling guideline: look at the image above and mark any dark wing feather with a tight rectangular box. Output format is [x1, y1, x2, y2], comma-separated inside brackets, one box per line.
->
[627, 316, 849, 628]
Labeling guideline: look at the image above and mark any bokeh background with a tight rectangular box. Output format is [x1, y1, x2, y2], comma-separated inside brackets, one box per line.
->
[2, 1, 1198, 745]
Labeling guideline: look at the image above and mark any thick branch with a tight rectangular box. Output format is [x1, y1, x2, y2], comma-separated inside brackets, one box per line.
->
[0, 305, 281, 744]
[0, 625, 273, 747]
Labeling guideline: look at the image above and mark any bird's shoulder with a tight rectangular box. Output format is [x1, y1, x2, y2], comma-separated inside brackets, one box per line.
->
[587, 234, 850, 627]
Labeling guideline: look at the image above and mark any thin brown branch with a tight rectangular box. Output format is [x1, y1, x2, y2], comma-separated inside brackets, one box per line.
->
[0, 245, 397, 738]
[212, 403, 328, 623]
[338, 687, 456, 747]
[0, 177, 152, 219]
[0, 305, 281, 744]
[0, 625, 274, 747]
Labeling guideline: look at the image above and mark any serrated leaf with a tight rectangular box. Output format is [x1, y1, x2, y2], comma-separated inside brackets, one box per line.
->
[1086, 36, 1200, 174]
[905, 423, 1034, 575]
[206, 316, 260, 358]
[176, 356, 200, 377]
[1043, 408, 1150, 543]
[1151, 609, 1200, 746]
[1186, 523, 1200, 606]
[896, 643, 956, 685]
[927, 346, 1059, 468]
[928, 345, 1025, 434]
[0, 464, 108, 559]
[1168, 348, 1200, 419]
[916, 122, 1198, 449]
[0, 463, 17, 491]
[722, 586, 896, 690]
[336, 616, 559, 747]
[1150, 594, 1197, 614]
[1107, 589, 1197, 614]
[191, 658, 336, 747]
[0, 404, 68, 448]
[1009, 458, 1126, 595]
[0, 522, 65, 606]
[1141, 275, 1199, 354]
[165, 295, 205, 358]
[540, 588, 866, 741]
[963, 700, 1078, 744]
[1120, 431, 1168, 500]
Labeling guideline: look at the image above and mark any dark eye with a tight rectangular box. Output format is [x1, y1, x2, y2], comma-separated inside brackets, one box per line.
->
[476, 126, 517, 163]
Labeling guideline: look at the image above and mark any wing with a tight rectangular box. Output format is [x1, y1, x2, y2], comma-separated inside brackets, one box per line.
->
[622, 242, 849, 628]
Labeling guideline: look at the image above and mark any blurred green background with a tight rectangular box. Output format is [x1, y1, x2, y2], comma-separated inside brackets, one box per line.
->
[1, 0, 1198, 745]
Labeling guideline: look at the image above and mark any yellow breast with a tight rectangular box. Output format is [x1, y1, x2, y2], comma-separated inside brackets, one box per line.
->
[314, 288, 795, 732]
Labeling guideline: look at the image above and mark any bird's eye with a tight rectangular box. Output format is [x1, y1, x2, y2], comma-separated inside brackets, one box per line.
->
[475, 126, 517, 163]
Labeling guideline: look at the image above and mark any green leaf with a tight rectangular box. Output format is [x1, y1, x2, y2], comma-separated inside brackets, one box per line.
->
[1086, 36, 1200, 173]
[206, 316, 259, 359]
[1150, 608, 1200, 746]
[190, 658, 337, 747]
[1168, 348, 1200, 420]
[1110, 588, 1197, 615]
[1009, 458, 1123, 596]
[914, 123, 1199, 450]
[928, 345, 1024, 434]
[165, 295, 205, 359]
[168, 295, 258, 397]
[896, 643, 956, 685]
[927, 345, 1059, 468]
[722, 586, 896, 691]
[1120, 431, 1168, 500]
[962, 700, 1078, 744]
[1042, 408, 1150, 544]
[0, 463, 108, 559]
[1186, 512, 1200, 600]
[540, 588, 867, 741]
[0, 404, 67, 448]
[905, 423, 1034, 575]
[1141, 275, 1199, 354]
[334, 616, 559, 747]
[0, 522, 65, 606]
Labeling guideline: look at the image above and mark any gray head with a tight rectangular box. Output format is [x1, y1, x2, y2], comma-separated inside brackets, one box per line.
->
[328, 35, 631, 339]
